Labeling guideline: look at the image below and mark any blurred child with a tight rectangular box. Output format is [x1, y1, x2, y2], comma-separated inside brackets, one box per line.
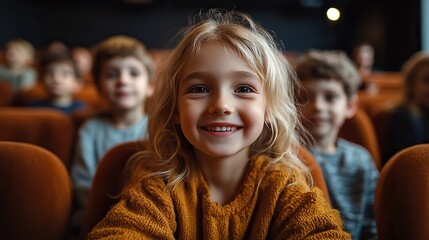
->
[88, 9, 350, 239]
[0, 38, 37, 92]
[46, 40, 68, 55]
[295, 50, 378, 240]
[385, 52, 429, 164]
[31, 52, 86, 113]
[352, 42, 379, 95]
[352, 42, 375, 79]
[70, 35, 155, 233]
[71, 47, 93, 83]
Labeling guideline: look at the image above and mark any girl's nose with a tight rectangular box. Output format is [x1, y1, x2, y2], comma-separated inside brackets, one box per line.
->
[208, 93, 234, 115]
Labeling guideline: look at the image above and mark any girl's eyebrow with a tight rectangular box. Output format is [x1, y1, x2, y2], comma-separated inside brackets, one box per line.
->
[182, 72, 210, 83]
[182, 71, 259, 83]
[233, 71, 259, 81]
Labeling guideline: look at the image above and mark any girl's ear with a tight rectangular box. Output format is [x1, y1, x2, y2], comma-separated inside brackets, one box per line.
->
[345, 94, 358, 119]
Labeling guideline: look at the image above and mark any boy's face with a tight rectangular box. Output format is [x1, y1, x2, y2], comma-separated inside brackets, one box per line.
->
[99, 56, 152, 111]
[44, 62, 81, 98]
[298, 78, 356, 143]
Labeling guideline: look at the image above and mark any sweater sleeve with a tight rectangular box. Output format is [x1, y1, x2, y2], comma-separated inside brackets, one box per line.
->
[270, 185, 351, 239]
[87, 177, 177, 239]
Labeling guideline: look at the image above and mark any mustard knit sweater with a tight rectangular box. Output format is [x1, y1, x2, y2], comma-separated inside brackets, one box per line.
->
[88, 156, 351, 239]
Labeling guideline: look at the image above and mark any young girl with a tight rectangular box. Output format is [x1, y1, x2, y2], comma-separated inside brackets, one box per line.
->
[88, 9, 350, 239]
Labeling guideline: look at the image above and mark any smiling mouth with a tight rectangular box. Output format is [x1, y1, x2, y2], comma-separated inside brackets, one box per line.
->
[205, 126, 238, 132]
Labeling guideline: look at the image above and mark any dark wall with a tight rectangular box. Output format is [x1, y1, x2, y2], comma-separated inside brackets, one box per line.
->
[0, 0, 422, 70]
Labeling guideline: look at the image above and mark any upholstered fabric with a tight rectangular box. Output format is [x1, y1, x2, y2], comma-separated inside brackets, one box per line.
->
[368, 100, 400, 166]
[297, 146, 331, 205]
[81, 140, 144, 238]
[81, 142, 331, 238]
[339, 108, 381, 170]
[0, 141, 72, 240]
[375, 144, 429, 240]
[0, 81, 14, 106]
[0, 107, 75, 167]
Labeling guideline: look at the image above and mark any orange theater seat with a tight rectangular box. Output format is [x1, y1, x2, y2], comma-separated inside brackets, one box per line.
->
[375, 144, 429, 240]
[80, 141, 331, 238]
[0, 107, 75, 167]
[339, 108, 381, 170]
[297, 146, 331, 205]
[0, 81, 14, 106]
[368, 100, 401, 166]
[0, 142, 72, 240]
[81, 140, 144, 238]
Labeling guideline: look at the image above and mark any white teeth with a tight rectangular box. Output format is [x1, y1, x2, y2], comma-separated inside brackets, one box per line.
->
[207, 126, 237, 132]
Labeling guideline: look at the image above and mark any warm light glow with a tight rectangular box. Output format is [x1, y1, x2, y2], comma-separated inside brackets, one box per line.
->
[326, 7, 341, 21]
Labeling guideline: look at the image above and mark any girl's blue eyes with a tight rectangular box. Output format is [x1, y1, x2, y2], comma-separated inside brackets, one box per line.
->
[187, 85, 255, 94]
[188, 86, 208, 93]
[235, 86, 254, 93]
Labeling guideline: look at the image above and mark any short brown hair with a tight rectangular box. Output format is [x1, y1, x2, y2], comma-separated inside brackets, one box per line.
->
[92, 35, 155, 88]
[41, 52, 81, 80]
[294, 50, 361, 98]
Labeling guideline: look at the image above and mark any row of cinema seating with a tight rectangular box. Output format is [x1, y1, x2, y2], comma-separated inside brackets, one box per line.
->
[1, 140, 428, 239]
[0, 103, 383, 172]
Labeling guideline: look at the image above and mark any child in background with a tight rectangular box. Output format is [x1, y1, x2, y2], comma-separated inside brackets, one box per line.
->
[31, 52, 86, 113]
[71, 47, 93, 83]
[352, 42, 379, 95]
[385, 52, 429, 164]
[70, 35, 155, 233]
[295, 50, 378, 240]
[88, 9, 349, 239]
[0, 38, 37, 93]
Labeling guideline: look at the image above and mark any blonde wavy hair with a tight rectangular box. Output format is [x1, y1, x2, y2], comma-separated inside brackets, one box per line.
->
[127, 9, 311, 190]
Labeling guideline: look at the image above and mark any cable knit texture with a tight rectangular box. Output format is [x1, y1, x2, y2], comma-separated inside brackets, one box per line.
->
[88, 156, 351, 239]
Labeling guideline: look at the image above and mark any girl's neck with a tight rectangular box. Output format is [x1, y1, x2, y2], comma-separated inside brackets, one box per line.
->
[50, 95, 74, 107]
[110, 106, 143, 129]
[195, 149, 250, 205]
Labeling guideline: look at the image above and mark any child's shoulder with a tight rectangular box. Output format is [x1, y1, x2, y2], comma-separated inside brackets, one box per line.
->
[337, 138, 376, 170]
[337, 138, 369, 153]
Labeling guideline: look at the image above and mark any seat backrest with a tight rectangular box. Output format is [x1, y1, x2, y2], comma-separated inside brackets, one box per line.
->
[375, 144, 429, 240]
[81, 141, 331, 238]
[298, 146, 331, 205]
[0, 141, 72, 240]
[81, 140, 144, 239]
[0, 81, 14, 106]
[339, 108, 381, 170]
[368, 100, 400, 166]
[0, 107, 75, 167]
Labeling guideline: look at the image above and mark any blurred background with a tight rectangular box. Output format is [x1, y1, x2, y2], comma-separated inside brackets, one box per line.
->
[0, 0, 425, 70]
